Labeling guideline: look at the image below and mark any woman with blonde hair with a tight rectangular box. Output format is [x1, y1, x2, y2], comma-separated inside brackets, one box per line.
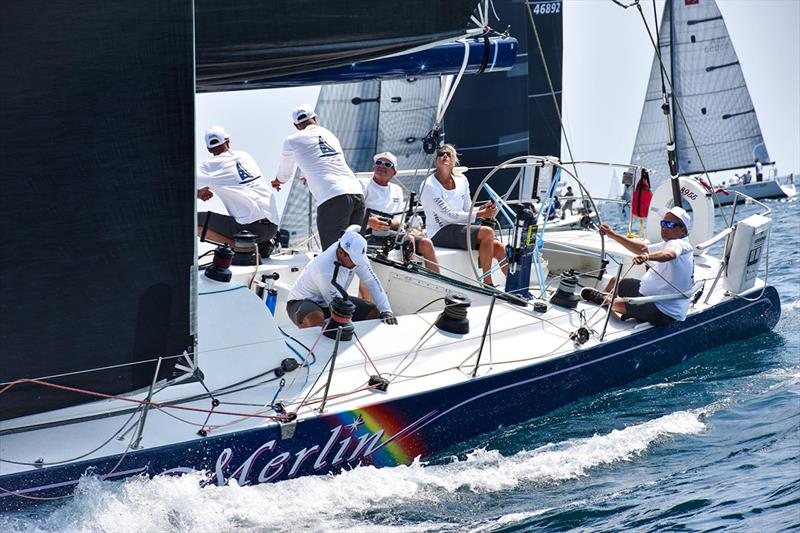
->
[419, 144, 507, 285]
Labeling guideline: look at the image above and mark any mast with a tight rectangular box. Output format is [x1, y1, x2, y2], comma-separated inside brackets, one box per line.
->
[662, 0, 683, 208]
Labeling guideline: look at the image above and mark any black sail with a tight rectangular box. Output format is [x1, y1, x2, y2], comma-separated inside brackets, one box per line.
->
[0, 2, 195, 420]
[195, 0, 482, 92]
[445, 0, 564, 196]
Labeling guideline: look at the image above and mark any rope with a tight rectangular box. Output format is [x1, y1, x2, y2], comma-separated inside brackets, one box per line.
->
[0, 378, 290, 422]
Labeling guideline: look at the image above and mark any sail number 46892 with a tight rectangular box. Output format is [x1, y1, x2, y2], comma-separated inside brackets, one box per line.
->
[531, 2, 561, 15]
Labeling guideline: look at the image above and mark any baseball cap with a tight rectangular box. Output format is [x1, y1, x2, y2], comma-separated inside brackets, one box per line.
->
[205, 126, 229, 148]
[373, 151, 398, 168]
[665, 206, 691, 228]
[338, 230, 369, 267]
[292, 104, 317, 125]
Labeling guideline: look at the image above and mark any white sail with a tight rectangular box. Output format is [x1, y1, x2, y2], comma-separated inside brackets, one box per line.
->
[631, 0, 769, 182]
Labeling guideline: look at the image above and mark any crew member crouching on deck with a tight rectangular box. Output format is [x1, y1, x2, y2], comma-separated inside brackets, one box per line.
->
[286, 230, 398, 328]
[581, 207, 694, 326]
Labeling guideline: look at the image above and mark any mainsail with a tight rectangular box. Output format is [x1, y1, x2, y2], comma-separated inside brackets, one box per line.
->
[195, 0, 482, 92]
[630, 0, 769, 181]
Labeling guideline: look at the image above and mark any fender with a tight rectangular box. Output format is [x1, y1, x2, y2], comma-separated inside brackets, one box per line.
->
[646, 177, 714, 251]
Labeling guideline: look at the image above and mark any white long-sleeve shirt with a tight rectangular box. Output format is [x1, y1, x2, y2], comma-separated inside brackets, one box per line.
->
[275, 124, 363, 207]
[197, 150, 277, 224]
[287, 242, 392, 313]
[419, 174, 475, 238]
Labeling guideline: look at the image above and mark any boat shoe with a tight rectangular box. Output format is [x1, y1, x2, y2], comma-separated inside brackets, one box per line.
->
[580, 287, 608, 306]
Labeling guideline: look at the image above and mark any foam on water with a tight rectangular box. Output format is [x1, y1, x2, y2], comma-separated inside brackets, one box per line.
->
[1, 410, 706, 533]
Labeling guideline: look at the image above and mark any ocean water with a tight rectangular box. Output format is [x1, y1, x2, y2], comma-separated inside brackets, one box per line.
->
[2, 199, 798, 532]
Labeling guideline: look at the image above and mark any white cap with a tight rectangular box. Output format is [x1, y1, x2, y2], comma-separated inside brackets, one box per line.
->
[665, 206, 691, 228]
[373, 151, 398, 168]
[292, 104, 317, 125]
[205, 126, 229, 148]
[338, 230, 369, 267]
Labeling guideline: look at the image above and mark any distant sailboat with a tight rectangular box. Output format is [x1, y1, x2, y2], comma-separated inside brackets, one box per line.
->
[629, 0, 796, 205]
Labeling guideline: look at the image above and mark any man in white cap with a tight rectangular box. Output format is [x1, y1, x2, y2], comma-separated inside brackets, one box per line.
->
[286, 229, 397, 328]
[360, 151, 439, 272]
[197, 126, 278, 255]
[272, 104, 365, 249]
[581, 206, 694, 326]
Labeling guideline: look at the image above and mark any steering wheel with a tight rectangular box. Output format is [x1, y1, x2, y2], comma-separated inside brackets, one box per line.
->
[464, 155, 607, 290]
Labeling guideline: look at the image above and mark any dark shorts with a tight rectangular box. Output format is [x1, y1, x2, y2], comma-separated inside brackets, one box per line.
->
[286, 296, 377, 327]
[431, 224, 481, 250]
[317, 194, 366, 250]
[198, 212, 278, 243]
[618, 278, 675, 327]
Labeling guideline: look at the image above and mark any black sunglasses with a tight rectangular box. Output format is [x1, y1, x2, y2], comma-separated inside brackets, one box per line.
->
[374, 160, 394, 168]
[437, 151, 452, 158]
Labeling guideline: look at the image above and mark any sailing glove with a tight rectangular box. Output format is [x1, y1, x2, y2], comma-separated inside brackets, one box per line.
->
[380, 311, 398, 325]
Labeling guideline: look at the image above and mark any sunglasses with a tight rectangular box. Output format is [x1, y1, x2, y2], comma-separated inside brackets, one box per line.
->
[373, 160, 394, 168]
[660, 220, 683, 229]
[437, 151, 452, 158]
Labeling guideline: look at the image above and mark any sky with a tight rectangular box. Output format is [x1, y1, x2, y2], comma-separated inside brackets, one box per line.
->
[195, 0, 800, 211]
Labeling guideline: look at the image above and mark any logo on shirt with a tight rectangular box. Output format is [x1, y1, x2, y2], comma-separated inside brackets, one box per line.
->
[318, 136, 340, 158]
[236, 161, 261, 184]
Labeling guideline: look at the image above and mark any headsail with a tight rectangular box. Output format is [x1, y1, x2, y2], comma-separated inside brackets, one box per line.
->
[631, 0, 769, 182]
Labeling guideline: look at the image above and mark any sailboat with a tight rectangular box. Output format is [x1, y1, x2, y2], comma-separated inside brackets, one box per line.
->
[0, 0, 782, 509]
[630, 0, 796, 206]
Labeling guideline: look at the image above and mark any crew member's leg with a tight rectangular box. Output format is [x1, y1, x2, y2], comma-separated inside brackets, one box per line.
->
[286, 299, 329, 329]
[415, 236, 440, 273]
[476, 226, 507, 286]
[198, 212, 237, 245]
[317, 195, 352, 249]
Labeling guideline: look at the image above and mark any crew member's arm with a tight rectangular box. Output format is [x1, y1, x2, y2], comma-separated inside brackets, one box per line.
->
[196, 165, 214, 200]
[272, 138, 296, 190]
[355, 263, 396, 324]
[598, 223, 648, 255]
[633, 241, 678, 265]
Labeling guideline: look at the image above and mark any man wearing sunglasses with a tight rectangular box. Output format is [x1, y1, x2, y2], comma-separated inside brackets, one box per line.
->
[360, 152, 440, 272]
[581, 206, 694, 326]
[272, 104, 365, 249]
[286, 230, 397, 328]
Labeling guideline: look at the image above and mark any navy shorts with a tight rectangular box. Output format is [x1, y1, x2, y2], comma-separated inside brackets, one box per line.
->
[618, 278, 675, 327]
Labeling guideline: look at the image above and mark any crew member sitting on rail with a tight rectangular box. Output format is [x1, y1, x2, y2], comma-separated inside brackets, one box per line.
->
[419, 144, 507, 286]
[360, 151, 439, 272]
[197, 126, 279, 256]
[581, 207, 694, 326]
[286, 229, 397, 328]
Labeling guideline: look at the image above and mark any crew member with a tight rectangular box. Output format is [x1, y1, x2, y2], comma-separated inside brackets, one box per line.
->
[197, 126, 278, 255]
[419, 144, 506, 285]
[755, 158, 763, 182]
[286, 230, 397, 328]
[361, 152, 439, 272]
[272, 105, 365, 249]
[581, 207, 694, 326]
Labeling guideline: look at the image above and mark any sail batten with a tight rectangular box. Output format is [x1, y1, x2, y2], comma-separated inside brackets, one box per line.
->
[631, 0, 769, 180]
